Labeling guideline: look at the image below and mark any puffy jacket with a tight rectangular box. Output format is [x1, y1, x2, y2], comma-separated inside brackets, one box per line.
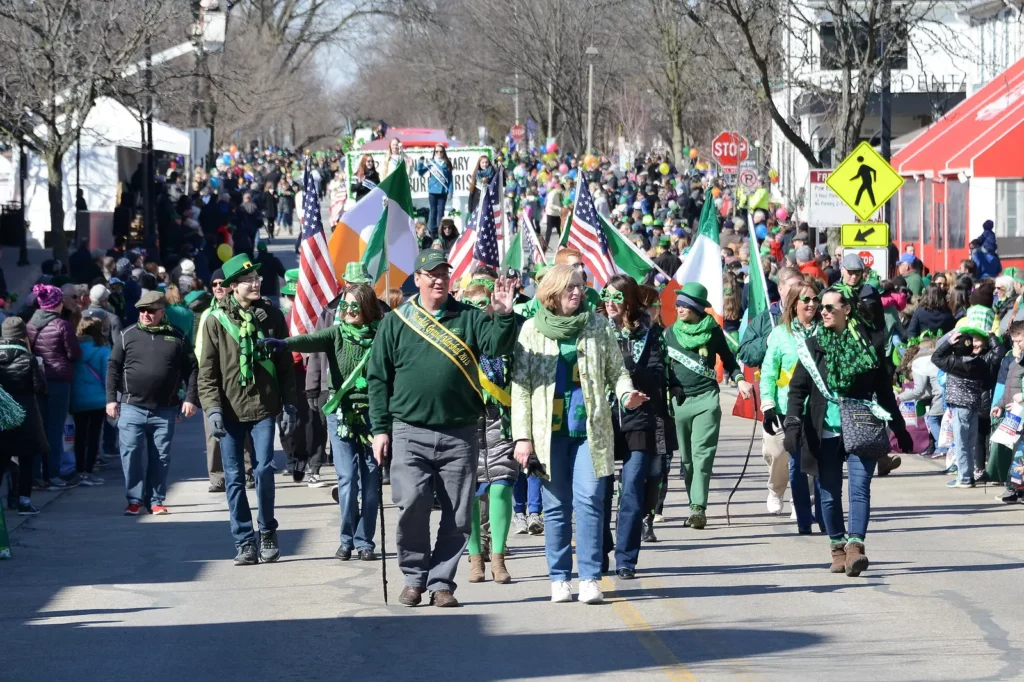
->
[896, 350, 944, 417]
[71, 339, 111, 413]
[27, 309, 81, 383]
[0, 339, 48, 455]
[477, 414, 517, 484]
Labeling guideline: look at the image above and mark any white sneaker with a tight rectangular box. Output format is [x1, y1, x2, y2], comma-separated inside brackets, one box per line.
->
[789, 505, 797, 520]
[305, 474, 329, 488]
[551, 580, 573, 603]
[767, 491, 784, 514]
[578, 579, 604, 605]
[653, 513, 665, 523]
[512, 512, 528, 535]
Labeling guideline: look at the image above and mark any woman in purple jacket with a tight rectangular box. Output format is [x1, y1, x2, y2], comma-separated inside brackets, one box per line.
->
[27, 283, 81, 488]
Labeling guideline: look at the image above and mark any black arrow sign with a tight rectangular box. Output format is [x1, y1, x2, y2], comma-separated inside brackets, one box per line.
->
[854, 226, 876, 243]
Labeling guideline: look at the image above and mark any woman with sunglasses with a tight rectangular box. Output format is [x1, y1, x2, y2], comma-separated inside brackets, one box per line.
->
[511, 264, 647, 604]
[760, 276, 824, 534]
[416, 145, 454, 238]
[351, 155, 381, 202]
[784, 285, 913, 576]
[262, 271, 384, 562]
[460, 282, 517, 584]
[599, 275, 677, 578]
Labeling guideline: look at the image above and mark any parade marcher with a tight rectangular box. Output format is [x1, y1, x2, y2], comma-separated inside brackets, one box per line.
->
[105, 291, 199, 515]
[600, 275, 675, 579]
[416, 145, 454, 237]
[760, 276, 824, 534]
[198, 254, 297, 565]
[666, 283, 752, 530]
[511, 264, 645, 605]
[785, 285, 912, 575]
[265, 264, 383, 561]
[367, 249, 519, 608]
[0, 317, 48, 515]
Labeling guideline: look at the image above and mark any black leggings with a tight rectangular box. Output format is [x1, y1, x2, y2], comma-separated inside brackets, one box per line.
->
[544, 215, 561, 248]
[73, 410, 105, 475]
[1, 446, 34, 500]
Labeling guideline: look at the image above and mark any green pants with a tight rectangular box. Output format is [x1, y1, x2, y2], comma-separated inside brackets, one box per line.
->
[673, 390, 722, 511]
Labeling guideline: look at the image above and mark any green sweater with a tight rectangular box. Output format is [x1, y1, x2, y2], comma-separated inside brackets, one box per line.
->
[284, 325, 352, 394]
[665, 324, 742, 396]
[367, 295, 518, 435]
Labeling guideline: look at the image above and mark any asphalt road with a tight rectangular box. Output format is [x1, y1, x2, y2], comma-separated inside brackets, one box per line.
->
[3, 237, 1024, 681]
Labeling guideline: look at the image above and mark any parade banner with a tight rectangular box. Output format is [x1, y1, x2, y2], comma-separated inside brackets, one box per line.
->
[345, 147, 494, 200]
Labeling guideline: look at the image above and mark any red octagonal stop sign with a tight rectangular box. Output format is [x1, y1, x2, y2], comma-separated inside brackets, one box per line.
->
[712, 131, 749, 168]
[859, 251, 875, 269]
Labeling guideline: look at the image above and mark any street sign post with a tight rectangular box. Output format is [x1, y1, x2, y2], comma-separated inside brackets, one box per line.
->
[841, 222, 889, 248]
[826, 141, 904, 221]
[852, 247, 889, 280]
[807, 170, 859, 227]
[712, 132, 749, 171]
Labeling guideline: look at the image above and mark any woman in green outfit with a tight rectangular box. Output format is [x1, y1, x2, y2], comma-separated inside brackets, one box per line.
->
[665, 282, 752, 530]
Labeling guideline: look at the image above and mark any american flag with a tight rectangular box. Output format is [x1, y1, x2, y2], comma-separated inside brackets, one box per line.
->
[449, 172, 500, 287]
[566, 180, 616, 287]
[291, 157, 340, 336]
[521, 216, 548, 266]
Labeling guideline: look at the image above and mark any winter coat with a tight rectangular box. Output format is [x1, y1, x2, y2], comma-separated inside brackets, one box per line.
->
[996, 356, 1024, 411]
[27, 309, 81, 383]
[0, 339, 48, 455]
[185, 290, 212, 342]
[477, 413, 518, 484]
[736, 303, 781, 368]
[905, 305, 955, 338]
[351, 170, 381, 201]
[613, 321, 676, 456]
[71, 339, 111, 413]
[415, 159, 454, 196]
[86, 303, 121, 344]
[896, 350, 944, 417]
[165, 303, 196, 348]
[931, 334, 1004, 411]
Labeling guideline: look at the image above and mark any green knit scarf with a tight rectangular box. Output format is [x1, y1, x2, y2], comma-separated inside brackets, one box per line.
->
[817, 322, 877, 394]
[534, 305, 589, 341]
[671, 313, 717, 350]
[339, 320, 377, 348]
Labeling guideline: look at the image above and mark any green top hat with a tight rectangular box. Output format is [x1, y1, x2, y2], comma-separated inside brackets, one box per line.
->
[221, 253, 261, 285]
[343, 261, 372, 284]
[958, 305, 994, 338]
[673, 282, 710, 310]
[281, 268, 299, 296]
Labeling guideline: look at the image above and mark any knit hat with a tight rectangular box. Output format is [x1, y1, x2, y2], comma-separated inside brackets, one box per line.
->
[958, 305, 993, 338]
[89, 284, 109, 303]
[179, 258, 196, 276]
[114, 258, 132, 280]
[795, 245, 813, 263]
[1, 316, 27, 342]
[33, 283, 63, 310]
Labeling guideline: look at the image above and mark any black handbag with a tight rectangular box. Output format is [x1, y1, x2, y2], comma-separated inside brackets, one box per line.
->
[839, 400, 891, 459]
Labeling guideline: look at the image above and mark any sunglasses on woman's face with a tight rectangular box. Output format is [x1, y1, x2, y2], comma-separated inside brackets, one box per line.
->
[821, 303, 843, 314]
[465, 298, 490, 310]
[339, 301, 361, 314]
[600, 288, 624, 304]
[798, 295, 818, 305]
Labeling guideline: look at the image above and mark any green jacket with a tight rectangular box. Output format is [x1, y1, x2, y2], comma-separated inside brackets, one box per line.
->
[165, 303, 195, 348]
[197, 297, 297, 423]
[284, 325, 353, 393]
[367, 295, 518, 435]
[904, 271, 923, 297]
[759, 323, 806, 413]
[665, 323, 743, 396]
[736, 305, 780, 368]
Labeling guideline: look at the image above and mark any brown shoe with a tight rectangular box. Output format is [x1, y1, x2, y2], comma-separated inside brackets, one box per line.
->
[490, 553, 511, 584]
[398, 586, 424, 607]
[845, 541, 870, 577]
[468, 554, 486, 583]
[830, 543, 847, 573]
[430, 590, 460, 608]
[877, 454, 902, 477]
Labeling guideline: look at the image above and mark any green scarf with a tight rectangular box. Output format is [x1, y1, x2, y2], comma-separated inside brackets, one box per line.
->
[671, 313, 717, 350]
[138, 322, 175, 335]
[339, 320, 377, 348]
[226, 299, 272, 387]
[534, 305, 590, 341]
[817, 322, 877, 394]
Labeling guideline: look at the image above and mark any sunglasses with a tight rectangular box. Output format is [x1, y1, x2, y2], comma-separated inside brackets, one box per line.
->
[338, 301, 361, 314]
[798, 295, 818, 305]
[465, 298, 490, 310]
[821, 303, 845, 314]
[600, 288, 625, 304]
[212, 280, 225, 288]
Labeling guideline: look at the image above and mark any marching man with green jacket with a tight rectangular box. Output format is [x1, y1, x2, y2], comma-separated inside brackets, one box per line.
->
[366, 249, 518, 608]
[198, 254, 298, 566]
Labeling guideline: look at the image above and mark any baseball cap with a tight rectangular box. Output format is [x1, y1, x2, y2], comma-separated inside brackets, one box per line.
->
[897, 253, 915, 266]
[842, 253, 866, 271]
[415, 249, 451, 272]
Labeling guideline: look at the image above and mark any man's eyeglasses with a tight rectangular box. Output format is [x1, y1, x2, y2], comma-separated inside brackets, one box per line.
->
[600, 288, 624, 304]
[237, 275, 263, 286]
[418, 269, 450, 283]
[464, 298, 490, 310]
[338, 301, 361, 314]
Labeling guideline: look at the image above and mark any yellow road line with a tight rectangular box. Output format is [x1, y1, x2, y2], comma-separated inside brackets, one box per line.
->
[600, 577, 699, 682]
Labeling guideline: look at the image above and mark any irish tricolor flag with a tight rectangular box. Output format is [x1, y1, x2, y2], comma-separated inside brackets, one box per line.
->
[328, 163, 417, 291]
[671, 192, 722, 318]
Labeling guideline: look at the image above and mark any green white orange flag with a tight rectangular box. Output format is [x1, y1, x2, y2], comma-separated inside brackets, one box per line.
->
[672, 192, 722, 316]
[360, 203, 389, 284]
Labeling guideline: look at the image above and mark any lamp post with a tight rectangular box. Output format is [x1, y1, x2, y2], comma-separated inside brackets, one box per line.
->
[753, 139, 762, 181]
[586, 45, 598, 153]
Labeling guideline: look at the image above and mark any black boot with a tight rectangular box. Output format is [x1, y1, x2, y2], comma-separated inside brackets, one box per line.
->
[642, 514, 658, 543]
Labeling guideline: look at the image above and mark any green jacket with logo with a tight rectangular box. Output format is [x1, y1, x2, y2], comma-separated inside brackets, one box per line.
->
[197, 297, 297, 423]
[367, 295, 518, 435]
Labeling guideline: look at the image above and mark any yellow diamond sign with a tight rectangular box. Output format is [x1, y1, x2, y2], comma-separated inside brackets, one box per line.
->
[826, 142, 904, 221]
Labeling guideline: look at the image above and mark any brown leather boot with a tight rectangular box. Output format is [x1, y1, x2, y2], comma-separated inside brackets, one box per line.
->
[845, 541, 870, 576]
[468, 554, 485, 583]
[490, 553, 511, 584]
[830, 543, 847, 573]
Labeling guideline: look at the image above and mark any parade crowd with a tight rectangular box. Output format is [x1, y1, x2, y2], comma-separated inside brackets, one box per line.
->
[1, 141, 1022, 609]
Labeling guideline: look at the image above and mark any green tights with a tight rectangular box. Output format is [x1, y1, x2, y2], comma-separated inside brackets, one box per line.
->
[468, 484, 513, 556]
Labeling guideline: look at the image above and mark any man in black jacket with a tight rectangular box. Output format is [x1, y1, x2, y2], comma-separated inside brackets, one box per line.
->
[106, 291, 199, 515]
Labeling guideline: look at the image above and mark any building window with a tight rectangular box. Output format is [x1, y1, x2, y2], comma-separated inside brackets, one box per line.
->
[948, 179, 968, 249]
[819, 22, 908, 71]
[901, 180, 921, 243]
[996, 179, 1024, 238]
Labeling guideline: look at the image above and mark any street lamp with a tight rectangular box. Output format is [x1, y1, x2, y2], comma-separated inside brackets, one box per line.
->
[586, 45, 598, 154]
[753, 139, 762, 181]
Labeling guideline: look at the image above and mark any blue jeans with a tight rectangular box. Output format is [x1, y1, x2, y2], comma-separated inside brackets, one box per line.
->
[277, 208, 292, 228]
[327, 413, 379, 551]
[613, 449, 653, 570]
[541, 437, 608, 582]
[924, 414, 947, 454]
[789, 448, 824, 533]
[38, 380, 72, 480]
[817, 438, 876, 542]
[118, 404, 177, 505]
[427, 193, 447, 237]
[951, 407, 978, 483]
[102, 419, 119, 455]
[221, 417, 277, 547]
[513, 471, 542, 514]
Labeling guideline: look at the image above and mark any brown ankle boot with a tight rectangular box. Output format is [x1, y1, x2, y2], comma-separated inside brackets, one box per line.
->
[830, 543, 847, 573]
[490, 553, 511, 584]
[845, 542, 869, 576]
[468, 554, 485, 583]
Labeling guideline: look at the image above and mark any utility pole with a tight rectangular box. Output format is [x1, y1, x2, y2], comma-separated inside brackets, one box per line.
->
[514, 69, 520, 126]
[586, 46, 598, 153]
[880, 0, 893, 229]
[143, 34, 155, 249]
[547, 80, 554, 140]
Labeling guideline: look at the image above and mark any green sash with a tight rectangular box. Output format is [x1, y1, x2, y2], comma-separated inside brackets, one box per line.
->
[210, 308, 278, 383]
[394, 299, 511, 406]
[665, 339, 717, 380]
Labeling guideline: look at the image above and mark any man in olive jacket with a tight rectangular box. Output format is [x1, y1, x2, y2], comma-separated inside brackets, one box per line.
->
[198, 254, 297, 566]
[366, 249, 518, 608]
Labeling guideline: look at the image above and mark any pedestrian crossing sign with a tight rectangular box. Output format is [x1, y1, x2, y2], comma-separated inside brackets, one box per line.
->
[826, 142, 904, 221]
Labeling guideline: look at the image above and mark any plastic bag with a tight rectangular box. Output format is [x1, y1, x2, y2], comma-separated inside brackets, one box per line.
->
[900, 401, 919, 428]
[937, 409, 954, 448]
[991, 405, 1024, 448]
[59, 415, 76, 477]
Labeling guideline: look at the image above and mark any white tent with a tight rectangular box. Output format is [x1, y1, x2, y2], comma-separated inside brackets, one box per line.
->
[19, 96, 191, 248]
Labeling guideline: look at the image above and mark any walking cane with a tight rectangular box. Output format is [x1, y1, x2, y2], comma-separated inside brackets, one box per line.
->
[726, 393, 760, 527]
[378, 458, 388, 605]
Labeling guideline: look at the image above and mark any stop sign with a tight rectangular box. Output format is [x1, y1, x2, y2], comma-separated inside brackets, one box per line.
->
[712, 131, 749, 168]
[859, 251, 875, 269]
[510, 124, 525, 141]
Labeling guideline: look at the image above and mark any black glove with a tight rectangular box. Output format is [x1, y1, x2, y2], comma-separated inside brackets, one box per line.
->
[259, 338, 288, 353]
[783, 418, 802, 454]
[207, 409, 227, 439]
[893, 427, 914, 454]
[279, 404, 298, 437]
[762, 407, 780, 436]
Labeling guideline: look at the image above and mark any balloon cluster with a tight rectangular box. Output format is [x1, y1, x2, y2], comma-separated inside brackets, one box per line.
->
[768, 168, 780, 184]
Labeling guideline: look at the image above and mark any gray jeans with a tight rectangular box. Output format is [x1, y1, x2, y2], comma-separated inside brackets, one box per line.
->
[391, 420, 478, 593]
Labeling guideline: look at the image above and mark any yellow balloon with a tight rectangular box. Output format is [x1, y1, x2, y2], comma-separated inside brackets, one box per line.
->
[217, 243, 233, 263]
[658, 162, 670, 175]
